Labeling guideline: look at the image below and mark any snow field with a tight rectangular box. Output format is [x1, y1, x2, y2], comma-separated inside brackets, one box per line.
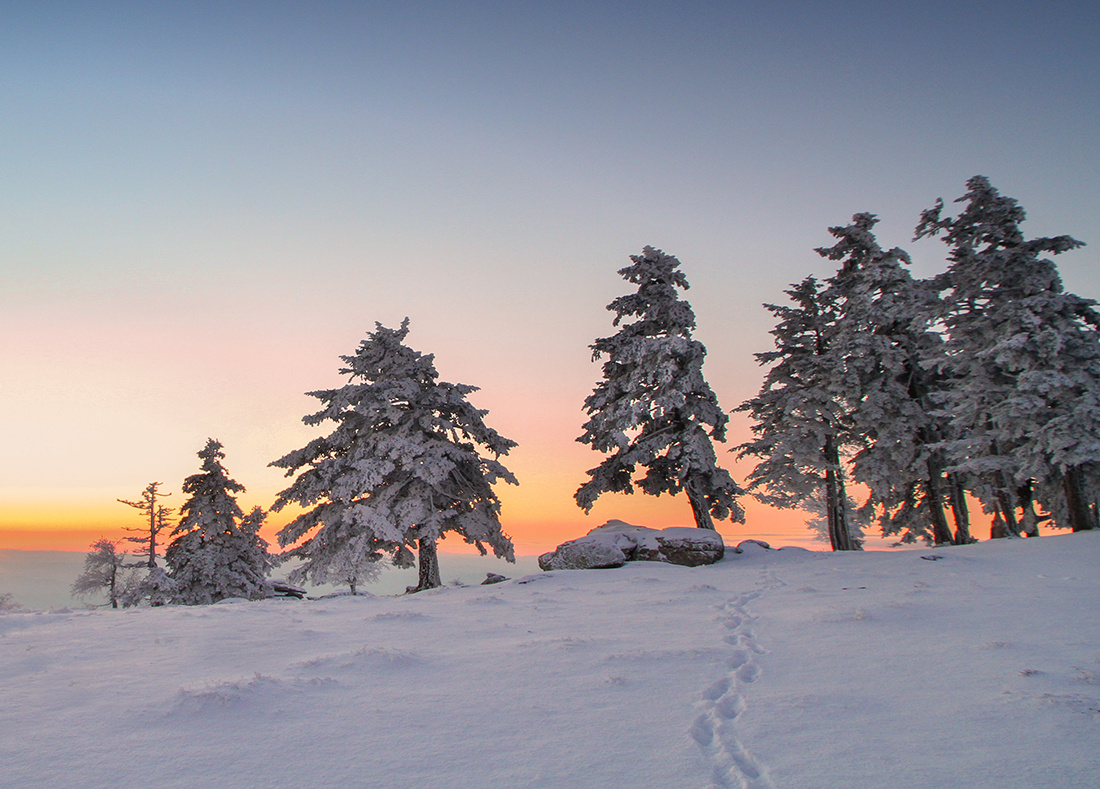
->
[738, 536, 1100, 788]
[1, 564, 726, 788]
[3, 532, 1099, 788]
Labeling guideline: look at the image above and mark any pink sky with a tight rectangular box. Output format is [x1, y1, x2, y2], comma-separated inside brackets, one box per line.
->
[2, 3, 1096, 554]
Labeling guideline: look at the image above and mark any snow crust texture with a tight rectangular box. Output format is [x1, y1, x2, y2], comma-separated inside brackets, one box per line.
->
[3, 534, 1100, 788]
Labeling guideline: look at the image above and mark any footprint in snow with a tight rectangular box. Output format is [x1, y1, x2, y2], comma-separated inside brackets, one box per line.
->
[692, 585, 775, 789]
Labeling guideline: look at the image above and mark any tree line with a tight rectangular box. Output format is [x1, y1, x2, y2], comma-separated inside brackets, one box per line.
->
[72, 175, 1098, 607]
[739, 176, 1099, 549]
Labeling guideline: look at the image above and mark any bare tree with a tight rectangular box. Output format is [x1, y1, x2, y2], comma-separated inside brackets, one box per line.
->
[119, 482, 173, 568]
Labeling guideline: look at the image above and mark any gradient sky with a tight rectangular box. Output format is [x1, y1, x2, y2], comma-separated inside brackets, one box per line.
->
[2, 1, 1098, 553]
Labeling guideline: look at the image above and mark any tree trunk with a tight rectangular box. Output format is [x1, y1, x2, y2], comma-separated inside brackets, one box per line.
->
[1018, 481, 1039, 538]
[1063, 467, 1097, 532]
[109, 562, 119, 609]
[148, 505, 157, 568]
[947, 472, 973, 544]
[990, 511, 1008, 539]
[835, 464, 862, 551]
[994, 482, 1021, 538]
[987, 445, 1020, 538]
[412, 538, 441, 591]
[824, 436, 858, 551]
[685, 476, 716, 530]
[824, 469, 840, 551]
[924, 457, 955, 546]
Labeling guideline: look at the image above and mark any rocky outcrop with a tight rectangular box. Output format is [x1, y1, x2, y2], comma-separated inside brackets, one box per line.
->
[538, 520, 726, 571]
[538, 537, 628, 571]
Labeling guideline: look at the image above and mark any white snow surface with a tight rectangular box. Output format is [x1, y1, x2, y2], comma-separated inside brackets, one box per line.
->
[2, 532, 1099, 788]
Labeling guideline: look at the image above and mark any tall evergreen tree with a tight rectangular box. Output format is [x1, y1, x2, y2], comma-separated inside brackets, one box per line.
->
[916, 176, 1098, 533]
[817, 213, 971, 545]
[166, 439, 273, 603]
[576, 246, 743, 530]
[736, 277, 860, 550]
[271, 320, 517, 593]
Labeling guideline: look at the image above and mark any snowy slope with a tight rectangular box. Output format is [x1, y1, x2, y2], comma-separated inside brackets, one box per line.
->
[2, 533, 1098, 789]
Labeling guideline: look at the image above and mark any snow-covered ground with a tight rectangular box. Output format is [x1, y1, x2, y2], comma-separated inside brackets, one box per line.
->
[0, 549, 545, 610]
[2, 533, 1098, 788]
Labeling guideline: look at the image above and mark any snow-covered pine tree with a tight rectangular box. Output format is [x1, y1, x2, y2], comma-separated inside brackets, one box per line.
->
[271, 320, 517, 593]
[118, 482, 172, 568]
[221, 506, 275, 599]
[285, 546, 382, 595]
[576, 246, 743, 530]
[121, 567, 178, 607]
[817, 213, 972, 545]
[165, 440, 274, 604]
[736, 277, 860, 550]
[72, 539, 132, 609]
[917, 176, 1098, 533]
[803, 486, 868, 547]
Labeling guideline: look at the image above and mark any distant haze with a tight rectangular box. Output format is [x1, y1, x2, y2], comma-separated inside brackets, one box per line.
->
[0, 549, 542, 610]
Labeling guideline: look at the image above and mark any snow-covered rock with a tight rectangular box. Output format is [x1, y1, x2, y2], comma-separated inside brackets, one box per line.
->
[735, 539, 773, 556]
[538, 535, 627, 571]
[538, 520, 725, 571]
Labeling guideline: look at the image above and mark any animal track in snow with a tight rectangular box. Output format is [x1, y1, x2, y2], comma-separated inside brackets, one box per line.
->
[703, 677, 730, 701]
[736, 662, 760, 684]
[727, 649, 749, 670]
[691, 574, 782, 789]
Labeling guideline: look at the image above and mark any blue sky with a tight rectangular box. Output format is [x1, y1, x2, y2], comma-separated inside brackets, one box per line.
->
[1, 1, 1097, 549]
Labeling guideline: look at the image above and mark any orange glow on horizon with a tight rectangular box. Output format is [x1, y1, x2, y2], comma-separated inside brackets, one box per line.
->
[1, 495, 825, 553]
[3, 460, 828, 553]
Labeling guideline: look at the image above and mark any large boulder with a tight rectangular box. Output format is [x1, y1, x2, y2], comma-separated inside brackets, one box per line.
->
[654, 527, 728, 566]
[538, 520, 725, 571]
[537, 537, 627, 571]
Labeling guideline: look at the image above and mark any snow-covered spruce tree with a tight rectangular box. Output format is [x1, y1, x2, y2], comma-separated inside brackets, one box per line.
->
[917, 176, 1098, 533]
[817, 213, 972, 545]
[286, 547, 381, 595]
[72, 539, 132, 609]
[576, 246, 744, 530]
[118, 481, 173, 568]
[165, 440, 274, 604]
[271, 320, 517, 593]
[803, 486, 868, 547]
[121, 567, 178, 607]
[736, 277, 860, 550]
